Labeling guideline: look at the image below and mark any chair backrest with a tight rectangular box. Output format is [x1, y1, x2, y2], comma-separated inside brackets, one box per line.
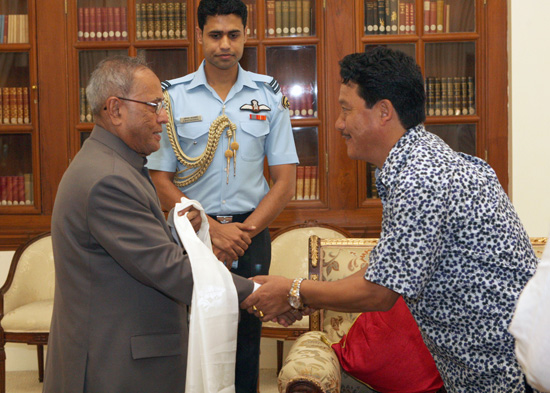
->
[308, 236, 548, 343]
[270, 222, 351, 279]
[1, 232, 55, 314]
[308, 236, 378, 343]
[530, 237, 547, 259]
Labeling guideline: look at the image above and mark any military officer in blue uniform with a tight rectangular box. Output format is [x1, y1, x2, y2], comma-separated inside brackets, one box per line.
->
[147, 0, 298, 392]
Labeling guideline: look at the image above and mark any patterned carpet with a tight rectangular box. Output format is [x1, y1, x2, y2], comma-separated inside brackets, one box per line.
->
[6, 369, 279, 393]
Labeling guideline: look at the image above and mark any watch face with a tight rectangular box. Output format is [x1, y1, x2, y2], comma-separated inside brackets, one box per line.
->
[289, 295, 302, 309]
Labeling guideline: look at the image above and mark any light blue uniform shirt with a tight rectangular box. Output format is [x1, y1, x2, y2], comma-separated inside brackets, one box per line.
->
[147, 61, 298, 215]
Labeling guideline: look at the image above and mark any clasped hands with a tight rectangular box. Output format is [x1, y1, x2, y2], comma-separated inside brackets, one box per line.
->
[240, 275, 315, 327]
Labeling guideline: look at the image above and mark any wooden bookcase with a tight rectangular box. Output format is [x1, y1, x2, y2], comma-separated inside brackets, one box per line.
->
[0, 0, 508, 249]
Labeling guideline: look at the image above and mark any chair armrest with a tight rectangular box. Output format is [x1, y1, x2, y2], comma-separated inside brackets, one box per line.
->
[278, 331, 341, 393]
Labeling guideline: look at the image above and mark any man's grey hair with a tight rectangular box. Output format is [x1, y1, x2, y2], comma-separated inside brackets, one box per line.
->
[86, 55, 150, 115]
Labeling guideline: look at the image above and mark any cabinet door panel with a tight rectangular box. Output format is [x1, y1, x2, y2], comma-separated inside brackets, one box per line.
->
[137, 48, 188, 81]
[293, 126, 319, 201]
[425, 42, 476, 117]
[266, 45, 317, 119]
[0, 133, 34, 206]
[426, 124, 476, 156]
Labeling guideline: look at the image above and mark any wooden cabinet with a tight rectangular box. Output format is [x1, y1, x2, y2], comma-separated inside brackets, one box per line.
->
[0, 0, 508, 248]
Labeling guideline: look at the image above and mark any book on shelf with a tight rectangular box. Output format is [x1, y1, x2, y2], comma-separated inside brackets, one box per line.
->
[310, 165, 318, 199]
[288, 0, 297, 36]
[281, 0, 290, 36]
[275, 0, 283, 36]
[303, 165, 312, 200]
[121, 6, 128, 40]
[376, 0, 385, 33]
[429, 0, 436, 32]
[302, 0, 311, 35]
[2, 87, 9, 124]
[266, 0, 276, 36]
[9, 87, 16, 125]
[467, 76, 475, 115]
[436, 0, 444, 32]
[16, 87, 23, 124]
[389, 0, 398, 33]
[460, 76, 468, 115]
[80, 88, 86, 123]
[295, 165, 305, 200]
[296, 0, 303, 35]
[0, 175, 33, 206]
[24, 173, 33, 205]
[181, 2, 187, 39]
[425, 76, 475, 117]
[154, 3, 161, 39]
[89, 7, 96, 40]
[174, 2, 181, 39]
[365, 0, 377, 34]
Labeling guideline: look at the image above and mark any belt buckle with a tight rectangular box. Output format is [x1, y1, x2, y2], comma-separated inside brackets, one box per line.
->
[216, 215, 233, 224]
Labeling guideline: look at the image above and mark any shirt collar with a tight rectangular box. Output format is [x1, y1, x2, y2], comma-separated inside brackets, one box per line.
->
[89, 125, 147, 170]
[187, 60, 259, 94]
[377, 124, 425, 194]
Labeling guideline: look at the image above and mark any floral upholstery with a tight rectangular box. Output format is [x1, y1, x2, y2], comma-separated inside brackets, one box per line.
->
[279, 237, 378, 393]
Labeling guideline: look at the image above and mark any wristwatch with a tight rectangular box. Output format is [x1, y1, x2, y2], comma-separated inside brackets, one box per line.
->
[288, 278, 306, 310]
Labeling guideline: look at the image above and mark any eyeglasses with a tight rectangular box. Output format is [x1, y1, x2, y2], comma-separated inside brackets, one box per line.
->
[116, 97, 166, 114]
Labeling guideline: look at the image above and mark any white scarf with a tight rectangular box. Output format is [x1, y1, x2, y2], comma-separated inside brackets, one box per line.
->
[174, 197, 239, 393]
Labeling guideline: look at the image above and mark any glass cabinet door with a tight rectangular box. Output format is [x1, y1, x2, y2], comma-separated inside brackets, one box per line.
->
[137, 48, 188, 81]
[293, 126, 319, 200]
[426, 124, 476, 155]
[266, 45, 317, 119]
[425, 42, 476, 117]
[0, 0, 38, 212]
[78, 49, 128, 126]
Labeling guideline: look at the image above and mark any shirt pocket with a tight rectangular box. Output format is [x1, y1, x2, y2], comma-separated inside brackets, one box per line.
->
[175, 123, 210, 158]
[239, 120, 269, 162]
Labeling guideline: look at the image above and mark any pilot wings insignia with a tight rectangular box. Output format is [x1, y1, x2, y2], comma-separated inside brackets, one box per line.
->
[240, 99, 271, 113]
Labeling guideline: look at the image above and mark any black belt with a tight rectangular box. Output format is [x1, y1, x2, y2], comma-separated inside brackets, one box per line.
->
[208, 211, 253, 224]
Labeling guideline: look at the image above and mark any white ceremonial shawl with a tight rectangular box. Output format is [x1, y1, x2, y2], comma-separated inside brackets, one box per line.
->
[174, 197, 239, 393]
[509, 234, 550, 393]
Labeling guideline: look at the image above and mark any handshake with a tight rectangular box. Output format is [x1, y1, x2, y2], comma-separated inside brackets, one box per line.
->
[240, 276, 315, 327]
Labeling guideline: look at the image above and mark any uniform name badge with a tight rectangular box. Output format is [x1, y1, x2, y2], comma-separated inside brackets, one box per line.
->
[179, 115, 203, 124]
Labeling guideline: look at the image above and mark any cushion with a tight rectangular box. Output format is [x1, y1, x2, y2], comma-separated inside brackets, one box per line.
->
[331, 297, 443, 393]
[1, 299, 53, 332]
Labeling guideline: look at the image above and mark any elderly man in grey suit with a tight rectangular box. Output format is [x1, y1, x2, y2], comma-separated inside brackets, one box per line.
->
[43, 55, 256, 392]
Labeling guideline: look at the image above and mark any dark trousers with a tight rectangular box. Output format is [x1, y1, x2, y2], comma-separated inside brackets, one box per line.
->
[210, 212, 271, 393]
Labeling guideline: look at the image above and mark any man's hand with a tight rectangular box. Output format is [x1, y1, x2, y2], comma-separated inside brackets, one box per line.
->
[177, 206, 202, 232]
[209, 219, 255, 266]
[240, 275, 294, 321]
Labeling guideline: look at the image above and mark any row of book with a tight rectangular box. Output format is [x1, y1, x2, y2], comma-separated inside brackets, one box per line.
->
[425, 76, 475, 117]
[244, 3, 257, 37]
[0, 87, 30, 125]
[77, 7, 128, 41]
[364, 0, 416, 35]
[423, 0, 451, 33]
[366, 166, 379, 198]
[79, 88, 94, 123]
[293, 165, 319, 201]
[0, 174, 33, 206]
[136, 2, 187, 41]
[281, 85, 317, 118]
[0, 14, 28, 44]
[266, 0, 313, 37]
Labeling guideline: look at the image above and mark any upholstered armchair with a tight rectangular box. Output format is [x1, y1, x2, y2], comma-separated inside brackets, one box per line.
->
[278, 236, 378, 393]
[0, 232, 55, 392]
[277, 236, 548, 393]
[263, 221, 351, 373]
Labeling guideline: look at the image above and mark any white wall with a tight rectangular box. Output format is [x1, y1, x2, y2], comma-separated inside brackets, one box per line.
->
[1, 1, 550, 372]
[509, 0, 550, 237]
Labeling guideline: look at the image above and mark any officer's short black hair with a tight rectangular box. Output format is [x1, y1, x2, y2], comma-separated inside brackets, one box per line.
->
[339, 47, 426, 129]
[197, 0, 248, 31]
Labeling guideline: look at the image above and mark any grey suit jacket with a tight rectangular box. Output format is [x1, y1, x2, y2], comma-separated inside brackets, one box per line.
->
[43, 126, 254, 393]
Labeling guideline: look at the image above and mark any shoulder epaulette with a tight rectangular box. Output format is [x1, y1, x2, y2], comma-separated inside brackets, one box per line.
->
[266, 78, 281, 94]
[161, 74, 193, 91]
